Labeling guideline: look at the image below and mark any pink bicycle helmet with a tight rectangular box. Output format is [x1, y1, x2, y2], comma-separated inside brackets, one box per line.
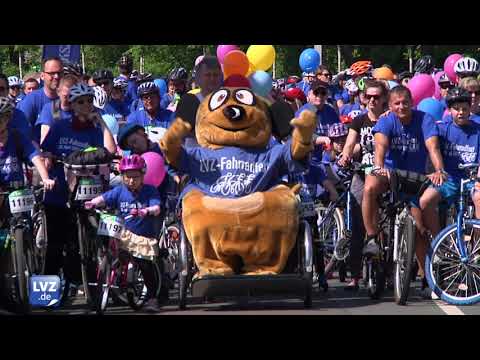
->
[119, 154, 146, 173]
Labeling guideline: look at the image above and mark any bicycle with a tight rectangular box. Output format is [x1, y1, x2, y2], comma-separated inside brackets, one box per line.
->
[0, 185, 45, 313]
[363, 169, 429, 303]
[425, 163, 480, 305]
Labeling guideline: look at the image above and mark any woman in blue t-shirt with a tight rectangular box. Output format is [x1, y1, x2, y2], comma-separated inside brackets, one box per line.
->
[85, 155, 163, 313]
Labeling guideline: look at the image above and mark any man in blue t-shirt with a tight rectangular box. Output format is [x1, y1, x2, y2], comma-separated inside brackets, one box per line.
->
[17, 57, 62, 143]
[296, 80, 341, 164]
[362, 86, 446, 257]
[127, 82, 175, 136]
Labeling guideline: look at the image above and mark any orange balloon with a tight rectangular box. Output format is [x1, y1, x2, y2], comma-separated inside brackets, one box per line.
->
[373, 67, 395, 81]
[223, 50, 250, 78]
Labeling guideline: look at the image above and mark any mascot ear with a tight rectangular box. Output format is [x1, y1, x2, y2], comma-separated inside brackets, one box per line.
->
[176, 94, 201, 130]
[269, 100, 294, 140]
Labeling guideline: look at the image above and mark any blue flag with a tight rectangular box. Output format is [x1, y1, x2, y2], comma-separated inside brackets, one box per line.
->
[42, 45, 81, 64]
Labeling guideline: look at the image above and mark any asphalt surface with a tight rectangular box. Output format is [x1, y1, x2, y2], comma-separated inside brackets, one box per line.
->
[5, 276, 478, 316]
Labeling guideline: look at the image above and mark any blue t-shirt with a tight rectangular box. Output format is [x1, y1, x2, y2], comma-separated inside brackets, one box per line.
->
[334, 89, 350, 104]
[296, 103, 341, 164]
[339, 102, 362, 116]
[160, 93, 174, 110]
[36, 102, 72, 128]
[297, 81, 311, 96]
[126, 79, 138, 106]
[177, 139, 306, 199]
[41, 117, 104, 206]
[9, 109, 33, 140]
[373, 110, 439, 174]
[101, 101, 129, 123]
[102, 184, 161, 238]
[127, 109, 175, 129]
[291, 163, 327, 201]
[437, 120, 480, 181]
[0, 130, 39, 187]
[107, 99, 130, 121]
[442, 113, 480, 125]
[17, 89, 58, 143]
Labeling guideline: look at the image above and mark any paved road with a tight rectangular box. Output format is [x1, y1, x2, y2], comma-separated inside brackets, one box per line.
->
[15, 278, 480, 316]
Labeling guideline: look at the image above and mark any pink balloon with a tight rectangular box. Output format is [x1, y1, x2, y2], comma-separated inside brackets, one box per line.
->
[216, 45, 239, 64]
[408, 74, 435, 106]
[444, 53, 463, 85]
[195, 55, 204, 67]
[141, 152, 166, 188]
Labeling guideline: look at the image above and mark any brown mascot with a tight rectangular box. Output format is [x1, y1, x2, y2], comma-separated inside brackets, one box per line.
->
[160, 87, 316, 278]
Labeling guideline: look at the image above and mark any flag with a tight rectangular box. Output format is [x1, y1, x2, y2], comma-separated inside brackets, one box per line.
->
[42, 45, 81, 64]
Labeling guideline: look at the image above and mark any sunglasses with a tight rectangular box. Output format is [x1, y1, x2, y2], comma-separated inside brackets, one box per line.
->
[9, 86, 21, 90]
[76, 98, 94, 105]
[321, 73, 332, 77]
[366, 94, 381, 101]
[313, 89, 328, 97]
[440, 83, 454, 90]
[141, 93, 157, 100]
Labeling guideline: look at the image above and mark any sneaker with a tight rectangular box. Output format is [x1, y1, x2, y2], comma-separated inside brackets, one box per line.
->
[143, 298, 162, 313]
[421, 287, 439, 300]
[363, 239, 380, 257]
[344, 279, 359, 291]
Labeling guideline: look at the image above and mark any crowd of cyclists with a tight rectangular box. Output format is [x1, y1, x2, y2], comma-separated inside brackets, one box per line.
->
[1, 49, 480, 314]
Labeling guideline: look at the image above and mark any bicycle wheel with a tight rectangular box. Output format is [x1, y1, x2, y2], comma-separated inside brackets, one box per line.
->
[126, 260, 159, 311]
[425, 219, 480, 305]
[178, 226, 193, 310]
[12, 227, 30, 312]
[95, 246, 111, 315]
[77, 213, 92, 306]
[363, 259, 385, 300]
[317, 207, 344, 279]
[394, 214, 416, 305]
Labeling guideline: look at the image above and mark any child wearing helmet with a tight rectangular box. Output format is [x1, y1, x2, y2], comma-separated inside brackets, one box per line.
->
[85, 154, 164, 312]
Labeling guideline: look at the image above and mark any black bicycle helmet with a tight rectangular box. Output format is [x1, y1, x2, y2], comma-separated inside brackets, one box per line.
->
[135, 73, 154, 86]
[398, 71, 413, 82]
[414, 55, 434, 74]
[446, 87, 471, 108]
[92, 69, 114, 82]
[168, 67, 188, 82]
[137, 82, 159, 97]
[63, 61, 83, 77]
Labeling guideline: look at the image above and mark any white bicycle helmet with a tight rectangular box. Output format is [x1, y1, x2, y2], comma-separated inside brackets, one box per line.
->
[93, 86, 107, 109]
[454, 57, 480, 76]
[69, 83, 94, 103]
[137, 82, 159, 97]
[0, 96, 14, 115]
[345, 79, 359, 93]
[8, 76, 22, 88]
[113, 77, 128, 90]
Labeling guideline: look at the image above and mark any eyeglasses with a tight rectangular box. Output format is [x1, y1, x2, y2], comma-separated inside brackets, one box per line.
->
[440, 83, 454, 90]
[9, 86, 21, 90]
[366, 94, 381, 101]
[321, 73, 332, 77]
[76, 98, 94, 105]
[141, 93, 156, 100]
[44, 71, 64, 78]
[313, 89, 328, 97]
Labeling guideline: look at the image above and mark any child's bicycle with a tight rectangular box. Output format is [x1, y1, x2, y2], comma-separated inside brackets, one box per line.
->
[93, 209, 162, 315]
[425, 163, 480, 305]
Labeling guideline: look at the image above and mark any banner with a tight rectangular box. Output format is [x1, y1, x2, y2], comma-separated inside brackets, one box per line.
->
[42, 45, 81, 64]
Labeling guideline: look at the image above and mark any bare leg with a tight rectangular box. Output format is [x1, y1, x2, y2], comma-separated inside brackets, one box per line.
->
[362, 174, 389, 237]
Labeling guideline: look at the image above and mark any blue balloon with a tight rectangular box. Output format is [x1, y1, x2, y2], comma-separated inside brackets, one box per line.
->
[299, 48, 320, 73]
[249, 71, 273, 97]
[102, 114, 119, 135]
[417, 98, 445, 121]
[154, 79, 167, 97]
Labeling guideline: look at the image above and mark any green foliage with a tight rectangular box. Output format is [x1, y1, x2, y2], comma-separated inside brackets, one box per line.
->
[1, 45, 480, 79]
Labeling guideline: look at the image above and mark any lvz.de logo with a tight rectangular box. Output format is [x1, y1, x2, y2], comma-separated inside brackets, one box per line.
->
[29, 276, 61, 308]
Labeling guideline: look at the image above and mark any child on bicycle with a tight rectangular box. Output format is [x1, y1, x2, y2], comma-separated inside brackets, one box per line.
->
[85, 154, 163, 313]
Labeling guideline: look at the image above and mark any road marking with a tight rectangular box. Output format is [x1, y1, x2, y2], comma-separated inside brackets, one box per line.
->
[434, 301, 465, 315]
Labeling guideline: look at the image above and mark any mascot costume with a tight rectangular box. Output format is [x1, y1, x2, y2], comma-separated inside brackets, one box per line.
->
[160, 87, 316, 278]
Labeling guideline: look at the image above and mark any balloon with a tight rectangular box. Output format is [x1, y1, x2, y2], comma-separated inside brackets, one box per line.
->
[373, 67, 395, 81]
[249, 71, 273, 97]
[216, 45, 239, 64]
[417, 98, 446, 121]
[141, 152, 166, 188]
[154, 79, 167, 97]
[224, 74, 251, 88]
[246, 62, 257, 77]
[444, 53, 463, 85]
[223, 50, 249, 78]
[407, 74, 435, 106]
[299, 48, 320, 73]
[246, 45, 276, 71]
[195, 55, 204, 67]
[102, 114, 119, 135]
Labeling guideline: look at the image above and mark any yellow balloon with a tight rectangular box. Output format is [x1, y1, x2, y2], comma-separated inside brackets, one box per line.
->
[246, 45, 276, 71]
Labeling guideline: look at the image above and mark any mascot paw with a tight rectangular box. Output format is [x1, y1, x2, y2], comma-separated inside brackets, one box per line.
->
[290, 110, 317, 142]
[197, 267, 235, 278]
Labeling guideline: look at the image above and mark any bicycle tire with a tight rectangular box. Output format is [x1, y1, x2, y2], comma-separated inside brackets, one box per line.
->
[126, 261, 156, 311]
[178, 226, 192, 310]
[77, 213, 92, 306]
[95, 249, 111, 315]
[364, 259, 385, 300]
[394, 214, 416, 305]
[425, 219, 480, 305]
[318, 207, 344, 279]
[13, 227, 30, 312]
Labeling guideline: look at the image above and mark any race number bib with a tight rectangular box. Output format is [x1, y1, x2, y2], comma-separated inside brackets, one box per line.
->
[97, 214, 124, 239]
[300, 201, 316, 218]
[9, 189, 35, 214]
[75, 178, 103, 201]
